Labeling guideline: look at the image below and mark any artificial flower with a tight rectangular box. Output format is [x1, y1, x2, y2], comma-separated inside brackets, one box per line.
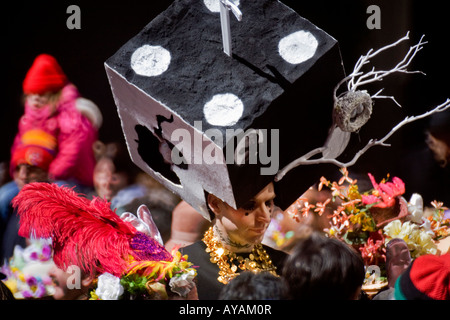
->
[361, 173, 405, 208]
[94, 273, 124, 300]
[1, 239, 55, 299]
[407, 193, 424, 224]
[288, 168, 448, 298]
[431, 200, 447, 210]
[338, 167, 357, 185]
[146, 281, 168, 299]
[300, 201, 314, 218]
[359, 231, 386, 266]
[383, 220, 417, 241]
[383, 220, 438, 258]
[383, 220, 402, 238]
[314, 199, 331, 216]
[169, 269, 196, 297]
[419, 219, 435, 238]
[349, 211, 376, 232]
[347, 184, 361, 201]
[331, 181, 346, 199]
[318, 176, 330, 191]
[409, 229, 438, 257]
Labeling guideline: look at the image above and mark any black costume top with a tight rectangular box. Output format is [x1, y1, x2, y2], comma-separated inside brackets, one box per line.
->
[181, 240, 288, 300]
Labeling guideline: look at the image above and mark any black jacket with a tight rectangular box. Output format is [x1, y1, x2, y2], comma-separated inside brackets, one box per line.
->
[181, 240, 288, 300]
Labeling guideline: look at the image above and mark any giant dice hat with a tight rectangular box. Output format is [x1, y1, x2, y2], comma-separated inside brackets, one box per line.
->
[105, 0, 353, 220]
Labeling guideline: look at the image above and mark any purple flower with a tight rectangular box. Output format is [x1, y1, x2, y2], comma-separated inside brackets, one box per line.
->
[22, 290, 33, 299]
[30, 252, 39, 260]
[34, 283, 47, 298]
[444, 209, 450, 220]
[26, 276, 38, 287]
[41, 245, 52, 261]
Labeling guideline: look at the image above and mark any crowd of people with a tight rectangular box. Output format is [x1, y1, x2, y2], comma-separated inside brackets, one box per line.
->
[0, 53, 449, 302]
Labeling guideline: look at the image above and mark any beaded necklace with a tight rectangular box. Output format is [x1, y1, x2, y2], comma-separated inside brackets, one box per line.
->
[202, 227, 278, 284]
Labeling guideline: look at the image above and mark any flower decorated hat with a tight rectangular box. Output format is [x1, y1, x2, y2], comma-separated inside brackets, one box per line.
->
[12, 182, 197, 300]
[285, 168, 450, 298]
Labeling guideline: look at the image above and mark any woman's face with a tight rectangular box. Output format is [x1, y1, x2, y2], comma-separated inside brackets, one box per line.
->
[93, 158, 128, 201]
[210, 183, 276, 252]
[48, 265, 92, 300]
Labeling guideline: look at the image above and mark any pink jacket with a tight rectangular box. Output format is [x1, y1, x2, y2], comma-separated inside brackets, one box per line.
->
[10, 84, 98, 187]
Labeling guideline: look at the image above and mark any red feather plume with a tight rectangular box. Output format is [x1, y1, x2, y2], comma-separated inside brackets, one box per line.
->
[12, 182, 138, 277]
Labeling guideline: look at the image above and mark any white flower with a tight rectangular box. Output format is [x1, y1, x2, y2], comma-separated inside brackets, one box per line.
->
[407, 193, 424, 224]
[384, 220, 438, 258]
[384, 221, 418, 243]
[397, 222, 418, 240]
[95, 273, 124, 300]
[419, 219, 435, 238]
[169, 269, 196, 297]
[383, 220, 403, 238]
[413, 230, 437, 257]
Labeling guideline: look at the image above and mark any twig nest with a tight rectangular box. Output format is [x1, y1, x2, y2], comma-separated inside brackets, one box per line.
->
[334, 90, 373, 132]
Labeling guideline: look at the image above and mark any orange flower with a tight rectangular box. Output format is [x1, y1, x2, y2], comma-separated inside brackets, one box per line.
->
[300, 201, 314, 217]
[314, 199, 331, 216]
[331, 182, 346, 199]
[431, 200, 448, 211]
[318, 176, 330, 191]
[338, 167, 357, 185]
[342, 199, 362, 207]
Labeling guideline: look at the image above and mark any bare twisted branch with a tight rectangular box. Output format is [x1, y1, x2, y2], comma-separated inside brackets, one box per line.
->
[275, 99, 450, 181]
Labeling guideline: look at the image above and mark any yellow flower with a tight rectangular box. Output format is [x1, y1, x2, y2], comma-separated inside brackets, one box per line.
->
[89, 290, 99, 300]
[328, 227, 336, 237]
[18, 272, 26, 283]
[349, 212, 375, 232]
[347, 184, 361, 200]
[397, 222, 418, 241]
[3, 278, 18, 294]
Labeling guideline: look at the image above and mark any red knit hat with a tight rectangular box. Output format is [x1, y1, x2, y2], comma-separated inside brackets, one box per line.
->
[394, 253, 450, 300]
[23, 54, 68, 95]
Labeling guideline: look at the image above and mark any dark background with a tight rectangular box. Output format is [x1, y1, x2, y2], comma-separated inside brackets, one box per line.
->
[2, 0, 449, 202]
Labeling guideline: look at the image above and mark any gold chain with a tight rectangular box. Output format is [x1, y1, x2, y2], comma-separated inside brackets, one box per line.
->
[202, 227, 278, 284]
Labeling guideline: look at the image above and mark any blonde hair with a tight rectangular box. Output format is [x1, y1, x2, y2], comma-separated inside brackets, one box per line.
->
[22, 89, 62, 116]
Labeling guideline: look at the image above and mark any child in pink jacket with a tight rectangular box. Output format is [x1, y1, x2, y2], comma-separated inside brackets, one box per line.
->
[1, 54, 102, 223]
[11, 53, 101, 186]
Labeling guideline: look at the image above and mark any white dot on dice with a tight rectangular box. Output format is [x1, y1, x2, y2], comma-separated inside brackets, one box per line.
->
[131, 45, 171, 77]
[278, 30, 318, 64]
[203, 93, 244, 126]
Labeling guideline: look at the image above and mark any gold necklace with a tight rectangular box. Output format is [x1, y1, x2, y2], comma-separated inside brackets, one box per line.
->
[202, 227, 278, 284]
